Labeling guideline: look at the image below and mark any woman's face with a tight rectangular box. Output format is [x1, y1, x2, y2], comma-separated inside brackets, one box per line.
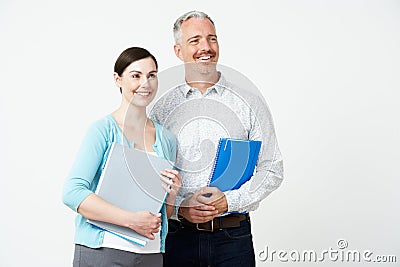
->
[115, 57, 158, 108]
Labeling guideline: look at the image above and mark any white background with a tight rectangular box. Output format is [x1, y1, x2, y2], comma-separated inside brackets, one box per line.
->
[1, 0, 399, 266]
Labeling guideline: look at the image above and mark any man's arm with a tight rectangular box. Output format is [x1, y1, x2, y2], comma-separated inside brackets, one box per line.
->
[196, 94, 284, 213]
[225, 95, 284, 212]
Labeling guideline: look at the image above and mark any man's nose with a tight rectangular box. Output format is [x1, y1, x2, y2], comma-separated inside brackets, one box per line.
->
[199, 39, 211, 52]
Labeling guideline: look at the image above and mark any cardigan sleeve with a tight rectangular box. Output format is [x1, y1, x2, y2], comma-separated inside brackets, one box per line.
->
[62, 121, 110, 212]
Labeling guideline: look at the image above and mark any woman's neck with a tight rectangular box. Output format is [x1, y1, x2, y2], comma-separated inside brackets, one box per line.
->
[112, 103, 148, 129]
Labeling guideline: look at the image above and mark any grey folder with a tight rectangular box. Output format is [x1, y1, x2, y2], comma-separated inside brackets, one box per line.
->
[87, 142, 174, 245]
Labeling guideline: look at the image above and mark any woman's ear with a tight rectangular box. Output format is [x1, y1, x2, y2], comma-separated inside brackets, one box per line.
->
[114, 72, 121, 88]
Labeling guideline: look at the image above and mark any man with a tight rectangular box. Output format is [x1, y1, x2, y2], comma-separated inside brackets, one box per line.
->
[150, 10, 283, 266]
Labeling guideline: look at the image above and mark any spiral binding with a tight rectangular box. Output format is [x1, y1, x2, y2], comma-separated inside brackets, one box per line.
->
[207, 138, 225, 185]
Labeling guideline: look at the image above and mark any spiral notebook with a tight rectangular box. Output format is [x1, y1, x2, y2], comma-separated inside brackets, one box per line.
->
[208, 138, 262, 191]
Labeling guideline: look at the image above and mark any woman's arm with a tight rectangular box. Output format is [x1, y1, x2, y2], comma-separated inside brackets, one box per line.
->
[78, 193, 161, 239]
[62, 120, 161, 239]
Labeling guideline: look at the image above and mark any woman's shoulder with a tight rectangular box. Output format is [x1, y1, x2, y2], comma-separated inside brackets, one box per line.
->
[88, 114, 115, 130]
[84, 114, 118, 139]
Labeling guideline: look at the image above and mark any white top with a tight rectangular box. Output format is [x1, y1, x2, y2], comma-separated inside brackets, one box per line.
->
[102, 229, 161, 254]
[101, 151, 162, 253]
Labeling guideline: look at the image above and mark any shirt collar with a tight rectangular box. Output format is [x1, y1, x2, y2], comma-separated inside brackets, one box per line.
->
[179, 71, 227, 98]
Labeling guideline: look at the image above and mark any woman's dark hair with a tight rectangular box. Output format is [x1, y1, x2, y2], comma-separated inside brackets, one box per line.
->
[114, 47, 158, 93]
[114, 47, 158, 76]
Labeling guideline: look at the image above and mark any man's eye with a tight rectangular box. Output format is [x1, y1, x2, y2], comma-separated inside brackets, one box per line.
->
[131, 74, 140, 79]
[189, 39, 199, 45]
[209, 37, 218, 42]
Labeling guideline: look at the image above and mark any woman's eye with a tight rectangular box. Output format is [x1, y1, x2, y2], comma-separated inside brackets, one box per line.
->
[131, 74, 140, 79]
[149, 73, 157, 79]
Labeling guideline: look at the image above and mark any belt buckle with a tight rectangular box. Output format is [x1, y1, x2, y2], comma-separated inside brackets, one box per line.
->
[196, 220, 214, 232]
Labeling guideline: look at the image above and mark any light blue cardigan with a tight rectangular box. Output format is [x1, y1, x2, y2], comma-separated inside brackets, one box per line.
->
[62, 114, 176, 252]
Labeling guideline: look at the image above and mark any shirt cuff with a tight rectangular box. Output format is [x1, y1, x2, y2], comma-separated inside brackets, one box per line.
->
[170, 197, 185, 220]
[224, 190, 241, 213]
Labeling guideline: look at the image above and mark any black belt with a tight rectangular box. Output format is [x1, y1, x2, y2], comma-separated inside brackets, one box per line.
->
[177, 213, 249, 232]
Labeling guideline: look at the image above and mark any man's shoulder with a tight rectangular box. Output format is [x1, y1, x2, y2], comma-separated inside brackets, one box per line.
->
[149, 85, 186, 121]
[155, 85, 186, 105]
[220, 79, 265, 108]
[219, 73, 262, 99]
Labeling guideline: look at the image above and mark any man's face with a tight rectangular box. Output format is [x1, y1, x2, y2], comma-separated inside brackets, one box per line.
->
[174, 17, 219, 64]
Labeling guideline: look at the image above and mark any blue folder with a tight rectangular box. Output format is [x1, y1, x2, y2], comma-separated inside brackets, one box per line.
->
[209, 138, 262, 191]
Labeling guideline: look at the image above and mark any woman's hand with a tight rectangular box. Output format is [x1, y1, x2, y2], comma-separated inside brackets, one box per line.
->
[160, 169, 182, 217]
[77, 194, 163, 239]
[127, 211, 162, 240]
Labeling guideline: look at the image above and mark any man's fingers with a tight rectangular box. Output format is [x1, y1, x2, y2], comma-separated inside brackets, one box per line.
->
[196, 187, 224, 203]
[185, 203, 216, 211]
[190, 207, 219, 217]
[180, 200, 215, 210]
[187, 214, 218, 223]
[197, 194, 213, 204]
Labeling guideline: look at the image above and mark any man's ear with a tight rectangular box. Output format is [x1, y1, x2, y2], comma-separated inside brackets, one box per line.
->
[174, 44, 183, 60]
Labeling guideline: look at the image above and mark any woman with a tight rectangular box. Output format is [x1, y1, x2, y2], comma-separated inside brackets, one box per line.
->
[62, 47, 181, 266]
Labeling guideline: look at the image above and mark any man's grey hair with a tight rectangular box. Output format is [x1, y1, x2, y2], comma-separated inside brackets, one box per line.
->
[173, 10, 215, 45]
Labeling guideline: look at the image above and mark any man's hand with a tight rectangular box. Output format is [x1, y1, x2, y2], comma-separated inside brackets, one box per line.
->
[178, 188, 219, 223]
[196, 187, 228, 215]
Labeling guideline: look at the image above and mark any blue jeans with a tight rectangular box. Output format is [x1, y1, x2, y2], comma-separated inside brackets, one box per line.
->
[163, 216, 255, 267]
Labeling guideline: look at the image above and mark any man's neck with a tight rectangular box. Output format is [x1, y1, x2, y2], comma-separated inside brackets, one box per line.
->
[185, 69, 220, 94]
[183, 62, 220, 94]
